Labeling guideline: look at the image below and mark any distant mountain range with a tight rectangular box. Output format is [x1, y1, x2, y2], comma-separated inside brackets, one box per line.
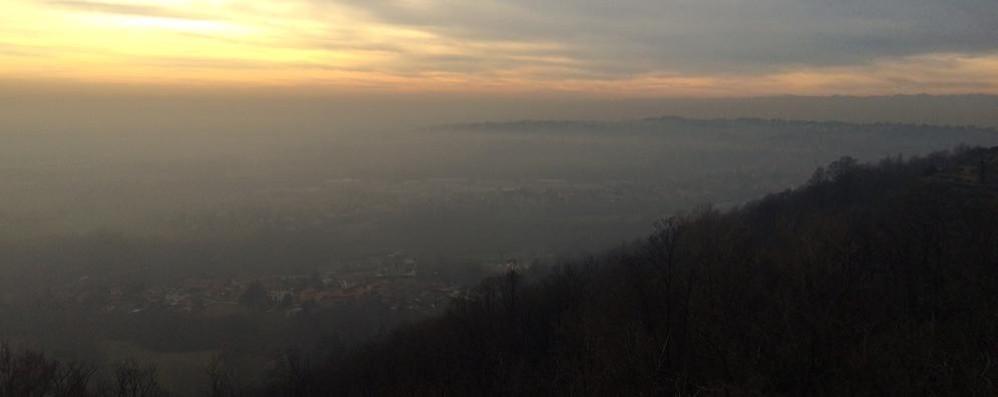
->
[440, 115, 998, 132]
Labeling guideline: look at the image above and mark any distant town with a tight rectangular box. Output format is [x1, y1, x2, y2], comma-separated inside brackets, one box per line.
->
[45, 255, 487, 319]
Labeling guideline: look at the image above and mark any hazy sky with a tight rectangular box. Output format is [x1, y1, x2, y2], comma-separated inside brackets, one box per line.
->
[2, 0, 997, 96]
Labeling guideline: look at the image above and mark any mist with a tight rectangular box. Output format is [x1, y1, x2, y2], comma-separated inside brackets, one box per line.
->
[4, 0, 998, 392]
[3, 85, 998, 394]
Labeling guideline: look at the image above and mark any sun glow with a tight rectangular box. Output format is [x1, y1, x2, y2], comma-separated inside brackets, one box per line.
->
[92, 15, 244, 34]
[0, 0, 995, 95]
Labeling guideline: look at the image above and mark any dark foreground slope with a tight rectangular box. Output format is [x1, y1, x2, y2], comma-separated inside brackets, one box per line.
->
[302, 146, 998, 396]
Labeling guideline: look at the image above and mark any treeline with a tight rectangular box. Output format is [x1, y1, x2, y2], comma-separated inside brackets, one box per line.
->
[261, 146, 998, 395]
[0, 342, 164, 397]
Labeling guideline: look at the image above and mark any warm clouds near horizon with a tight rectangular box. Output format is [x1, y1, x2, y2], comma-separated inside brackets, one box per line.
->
[1, 0, 997, 96]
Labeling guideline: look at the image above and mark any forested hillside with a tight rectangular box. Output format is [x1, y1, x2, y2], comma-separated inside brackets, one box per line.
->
[291, 146, 998, 396]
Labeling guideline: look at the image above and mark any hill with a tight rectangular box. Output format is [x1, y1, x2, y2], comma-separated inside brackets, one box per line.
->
[6, 146, 998, 396]
[268, 145, 998, 396]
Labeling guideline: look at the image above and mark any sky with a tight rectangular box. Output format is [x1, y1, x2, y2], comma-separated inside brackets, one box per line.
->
[1, 0, 997, 96]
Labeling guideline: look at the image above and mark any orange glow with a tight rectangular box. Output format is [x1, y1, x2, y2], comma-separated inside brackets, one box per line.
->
[1, 0, 996, 96]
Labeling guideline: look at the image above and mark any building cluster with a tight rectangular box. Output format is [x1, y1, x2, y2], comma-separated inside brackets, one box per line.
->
[51, 263, 463, 318]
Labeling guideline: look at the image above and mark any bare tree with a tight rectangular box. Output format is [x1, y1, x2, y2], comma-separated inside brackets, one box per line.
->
[99, 360, 165, 397]
[206, 352, 241, 397]
[269, 349, 313, 397]
[0, 342, 98, 397]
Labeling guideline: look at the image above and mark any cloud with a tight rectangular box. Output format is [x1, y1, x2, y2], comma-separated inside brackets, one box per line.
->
[45, 0, 214, 21]
[4, 0, 996, 95]
[321, 0, 998, 76]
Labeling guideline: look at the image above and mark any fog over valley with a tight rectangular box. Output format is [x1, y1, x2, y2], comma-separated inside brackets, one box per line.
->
[2, 88, 998, 394]
[5, 96, 997, 254]
[5, 0, 998, 393]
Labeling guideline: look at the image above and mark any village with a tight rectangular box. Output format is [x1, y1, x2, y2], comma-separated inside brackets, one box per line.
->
[49, 256, 472, 319]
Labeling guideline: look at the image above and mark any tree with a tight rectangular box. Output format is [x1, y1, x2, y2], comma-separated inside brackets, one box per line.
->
[206, 352, 241, 397]
[0, 341, 97, 397]
[807, 166, 827, 186]
[267, 349, 313, 397]
[828, 156, 859, 181]
[102, 360, 165, 397]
